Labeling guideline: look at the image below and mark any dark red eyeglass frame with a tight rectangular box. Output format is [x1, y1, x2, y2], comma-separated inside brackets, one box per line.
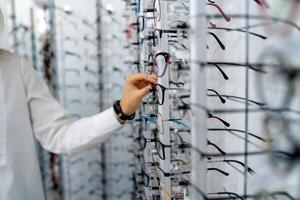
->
[150, 52, 171, 77]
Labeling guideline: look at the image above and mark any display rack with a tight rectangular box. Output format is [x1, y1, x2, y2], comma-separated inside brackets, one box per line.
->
[190, 0, 207, 199]
[6, 0, 300, 199]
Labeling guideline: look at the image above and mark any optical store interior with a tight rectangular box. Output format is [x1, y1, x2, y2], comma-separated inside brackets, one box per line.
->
[0, 0, 300, 200]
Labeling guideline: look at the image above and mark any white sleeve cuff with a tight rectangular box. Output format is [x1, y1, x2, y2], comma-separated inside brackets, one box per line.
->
[91, 107, 125, 134]
[64, 107, 125, 155]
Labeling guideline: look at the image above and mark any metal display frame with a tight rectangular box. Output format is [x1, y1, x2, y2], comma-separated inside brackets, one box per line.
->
[190, 1, 207, 200]
[95, 0, 108, 199]
[30, 7, 37, 70]
[157, 1, 171, 199]
[11, 0, 18, 53]
[6, 0, 300, 199]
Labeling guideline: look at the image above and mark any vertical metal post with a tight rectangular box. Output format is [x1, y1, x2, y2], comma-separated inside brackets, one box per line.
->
[96, 0, 103, 107]
[190, 0, 207, 200]
[96, 0, 103, 111]
[243, 0, 250, 196]
[30, 8, 45, 196]
[157, 1, 171, 199]
[95, 0, 107, 199]
[48, 0, 58, 98]
[30, 7, 37, 70]
[11, 0, 18, 53]
[48, 1, 64, 200]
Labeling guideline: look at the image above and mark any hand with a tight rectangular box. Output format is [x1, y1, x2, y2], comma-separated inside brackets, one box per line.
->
[119, 73, 157, 119]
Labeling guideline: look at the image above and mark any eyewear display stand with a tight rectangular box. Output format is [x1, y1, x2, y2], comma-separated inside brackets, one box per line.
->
[48, 0, 59, 98]
[48, 1, 65, 199]
[95, 0, 108, 199]
[190, 1, 207, 200]
[11, 0, 18, 53]
[30, 8, 37, 70]
[7, 0, 300, 199]
[157, 1, 171, 199]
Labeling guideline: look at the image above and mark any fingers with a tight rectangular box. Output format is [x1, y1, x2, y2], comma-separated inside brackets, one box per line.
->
[138, 85, 153, 97]
[127, 73, 158, 85]
[146, 74, 158, 85]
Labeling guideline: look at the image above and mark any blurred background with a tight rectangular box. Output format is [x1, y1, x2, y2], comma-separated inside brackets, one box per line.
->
[0, 0, 299, 200]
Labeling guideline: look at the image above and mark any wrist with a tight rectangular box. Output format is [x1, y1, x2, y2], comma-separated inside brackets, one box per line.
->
[120, 99, 131, 116]
[113, 100, 136, 121]
[114, 112, 126, 125]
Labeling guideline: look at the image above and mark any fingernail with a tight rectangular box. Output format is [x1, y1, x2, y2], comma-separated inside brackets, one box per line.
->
[151, 74, 157, 78]
[145, 73, 150, 80]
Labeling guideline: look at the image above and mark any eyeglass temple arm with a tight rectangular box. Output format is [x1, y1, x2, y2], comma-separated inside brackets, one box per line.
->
[224, 159, 255, 174]
[207, 2, 231, 22]
[208, 32, 226, 50]
[208, 113, 231, 127]
[208, 167, 229, 176]
[207, 140, 226, 155]
[207, 89, 226, 103]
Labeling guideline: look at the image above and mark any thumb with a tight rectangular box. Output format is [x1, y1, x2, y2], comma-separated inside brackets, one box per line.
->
[138, 85, 153, 98]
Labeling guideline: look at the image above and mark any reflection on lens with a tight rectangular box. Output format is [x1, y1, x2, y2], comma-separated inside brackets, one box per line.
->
[155, 55, 167, 77]
[156, 112, 164, 134]
[155, 140, 164, 160]
[154, 0, 161, 22]
[261, 64, 290, 108]
[156, 85, 164, 105]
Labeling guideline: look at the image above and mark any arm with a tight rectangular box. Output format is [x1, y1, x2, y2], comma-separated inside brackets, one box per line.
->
[20, 57, 157, 155]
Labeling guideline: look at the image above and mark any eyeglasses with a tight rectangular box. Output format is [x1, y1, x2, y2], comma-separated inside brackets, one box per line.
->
[178, 142, 294, 161]
[149, 52, 171, 77]
[208, 112, 230, 127]
[175, 102, 231, 127]
[172, 125, 269, 150]
[137, 166, 161, 188]
[188, 61, 267, 83]
[149, 52, 187, 78]
[151, 137, 171, 160]
[208, 159, 256, 175]
[207, 2, 231, 23]
[83, 34, 96, 44]
[207, 61, 267, 73]
[137, 15, 145, 32]
[208, 128, 269, 143]
[253, 0, 268, 7]
[203, 14, 300, 33]
[147, 28, 178, 47]
[133, 126, 172, 159]
[206, 90, 266, 107]
[146, 161, 190, 178]
[259, 0, 300, 37]
[153, 0, 161, 24]
[207, 167, 229, 177]
[263, 114, 300, 171]
[84, 65, 100, 76]
[151, 83, 186, 105]
[178, 178, 245, 200]
[209, 26, 267, 40]
[257, 191, 297, 200]
[207, 140, 226, 156]
[176, 140, 226, 158]
[255, 50, 300, 110]
[65, 51, 82, 60]
[208, 32, 225, 50]
[180, 177, 297, 200]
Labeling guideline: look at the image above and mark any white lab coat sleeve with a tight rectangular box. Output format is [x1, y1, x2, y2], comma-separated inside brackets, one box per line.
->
[20, 57, 124, 155]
